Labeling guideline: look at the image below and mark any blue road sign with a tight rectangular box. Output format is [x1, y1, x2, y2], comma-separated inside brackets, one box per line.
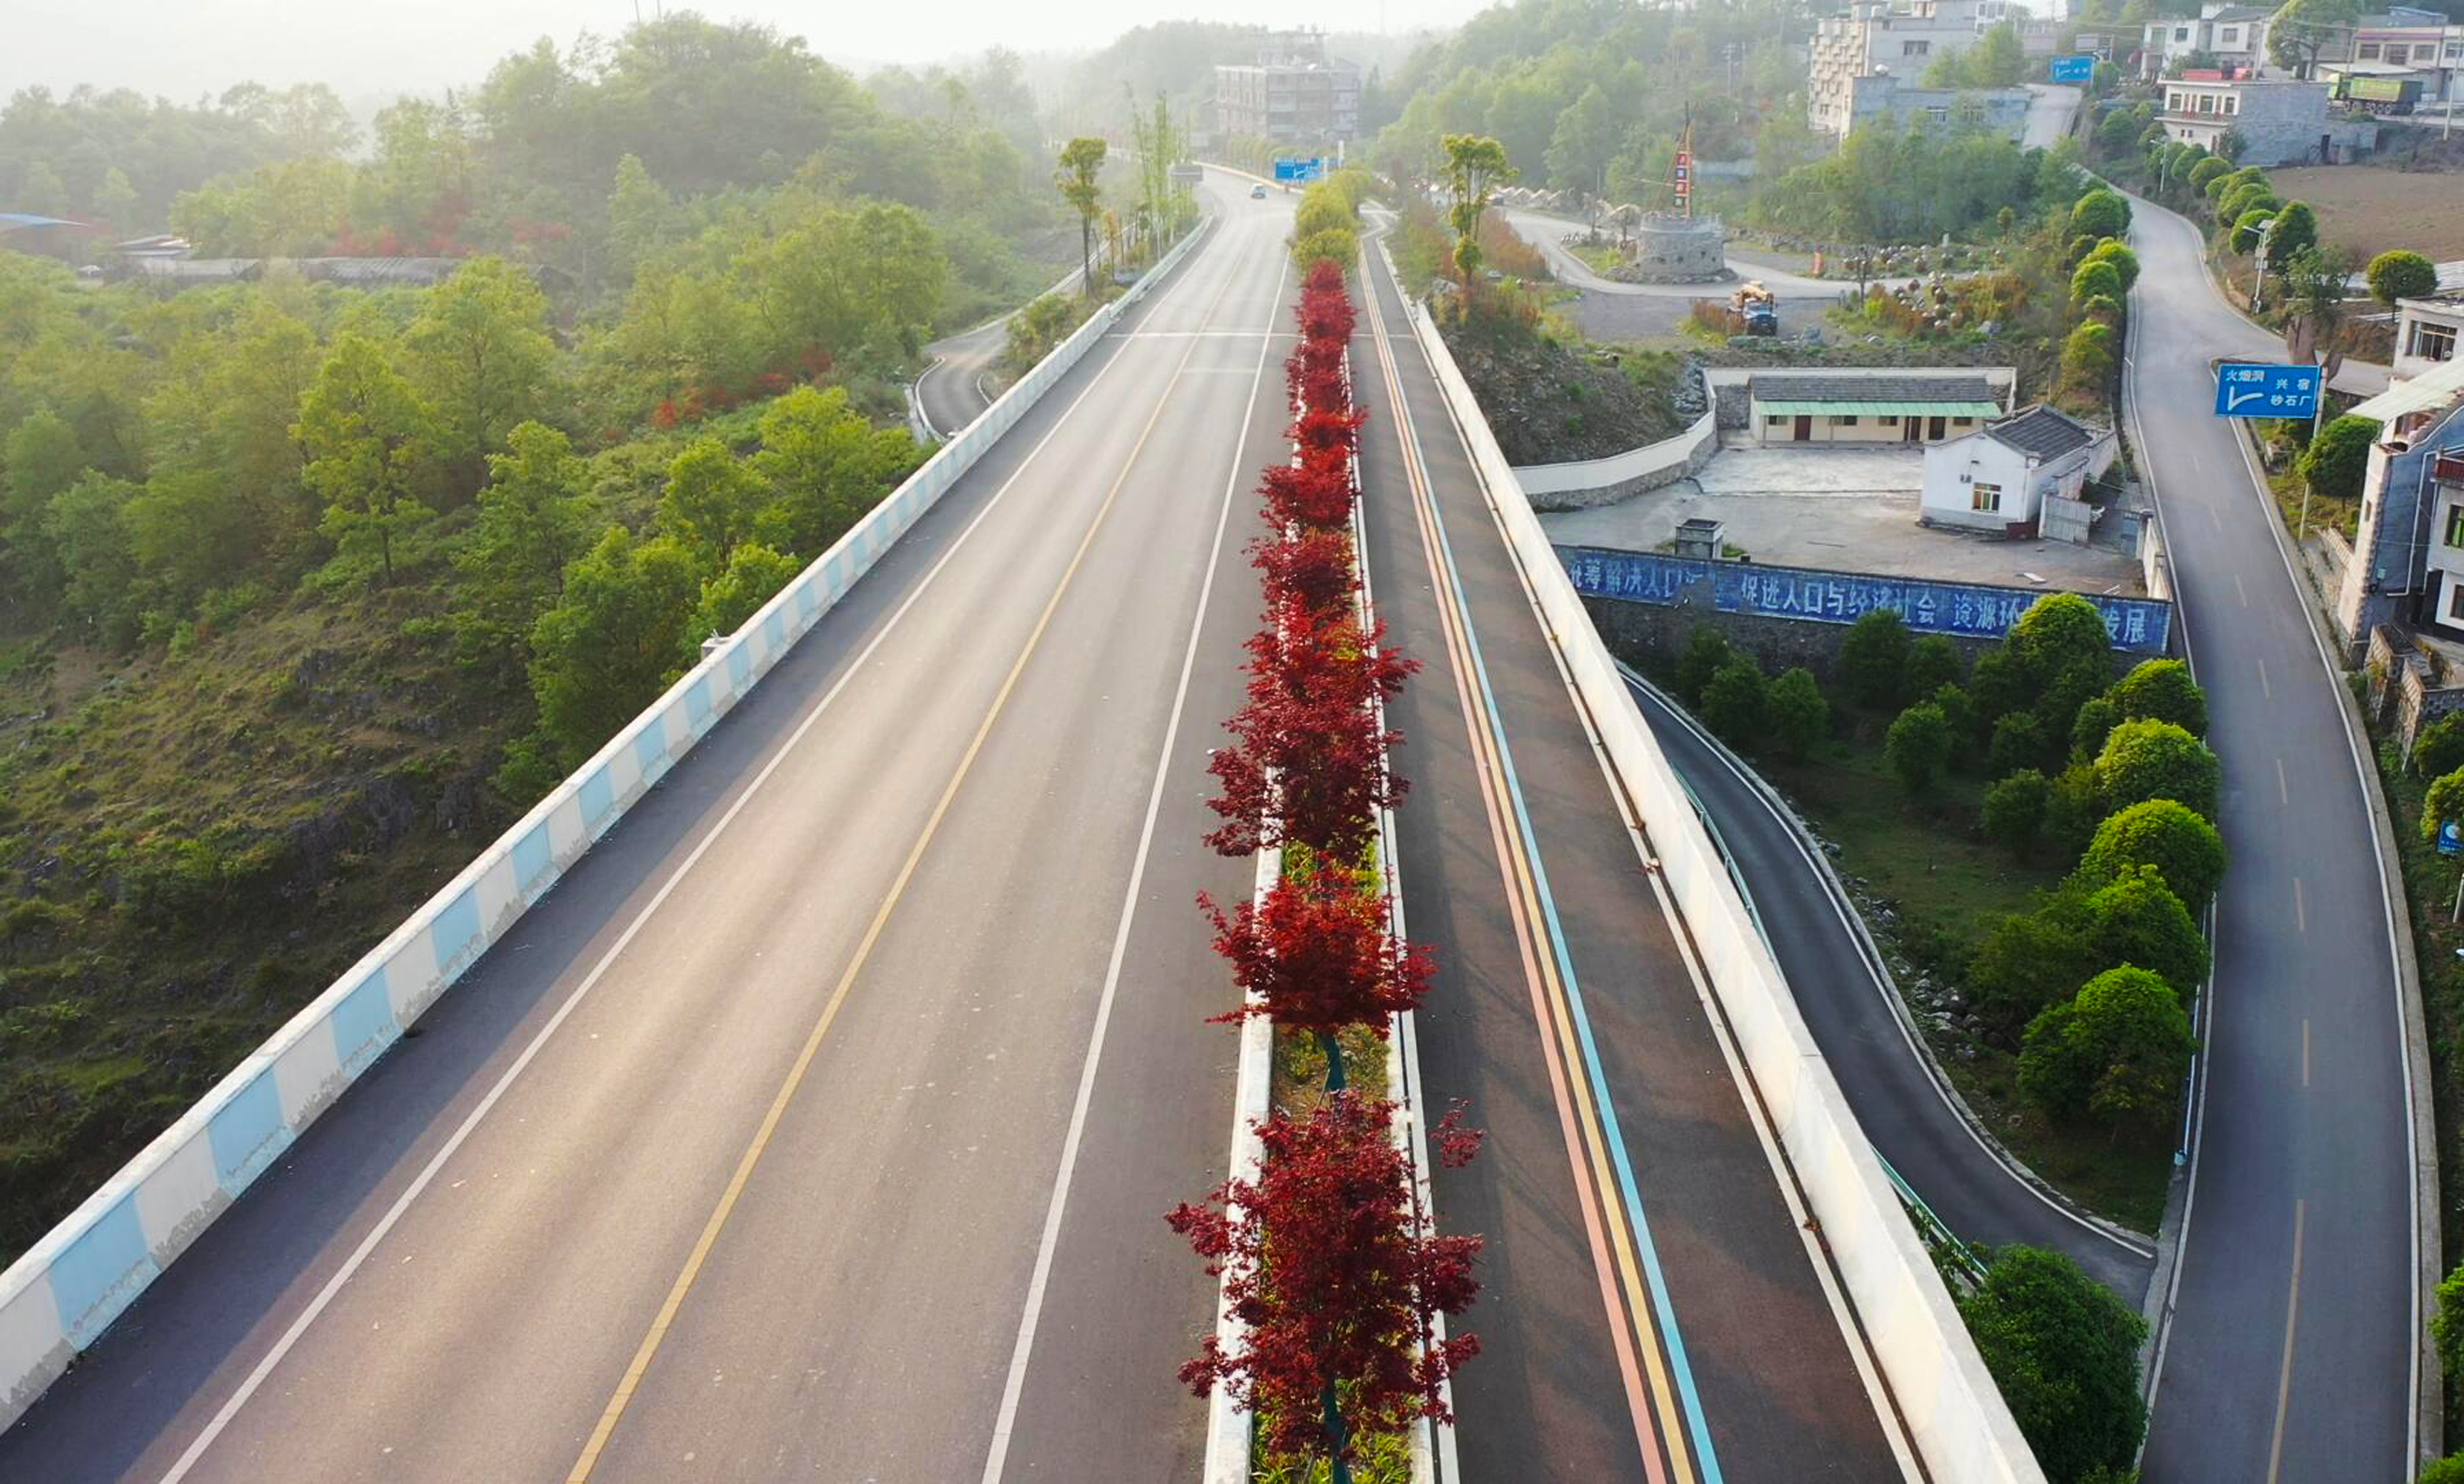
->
[1271, 157, 1326, 183]
[2442, 819, 2461, 857]
[2051, 54, 2095, 83]
[2214, 362, 2323, 420]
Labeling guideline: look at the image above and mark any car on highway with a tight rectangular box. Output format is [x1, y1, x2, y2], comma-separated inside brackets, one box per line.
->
[1250, 183, 1267, 199]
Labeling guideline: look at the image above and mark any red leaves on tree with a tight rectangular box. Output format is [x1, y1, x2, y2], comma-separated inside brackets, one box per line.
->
[1259, 454, 1356, 531]
[1205, 604, 1416, 861]
[1250, 525, 1358, 623]
[1295, 405, 1367, 462]
[1298, 260, 1358, 343]
[1168, 1092, 1483, 1466]
[1202, 864, 1431, 1037]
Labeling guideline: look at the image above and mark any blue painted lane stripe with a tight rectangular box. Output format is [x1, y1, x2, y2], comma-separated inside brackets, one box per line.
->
[1413, 409, 1727, 1481]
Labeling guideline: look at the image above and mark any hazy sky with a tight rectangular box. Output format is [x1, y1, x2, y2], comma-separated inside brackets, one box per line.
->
[2, 1, 1487, 101]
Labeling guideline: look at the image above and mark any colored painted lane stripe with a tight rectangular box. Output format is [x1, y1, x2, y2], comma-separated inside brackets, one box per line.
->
[1362, 246, 1725, 1484]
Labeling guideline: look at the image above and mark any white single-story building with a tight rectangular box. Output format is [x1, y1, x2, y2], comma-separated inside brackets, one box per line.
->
[1746, 372, 2007, 447]
[2396, 293, 2464, 385]
[1919, 404, 2120, 534]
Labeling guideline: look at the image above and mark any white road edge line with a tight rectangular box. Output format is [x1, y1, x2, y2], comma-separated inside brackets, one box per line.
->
[152, 224, 1232, 1484]
[977, 245, 1290, 1483]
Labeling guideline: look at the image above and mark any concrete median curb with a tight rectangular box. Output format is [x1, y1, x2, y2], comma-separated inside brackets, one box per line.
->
[0, 216, 1215, 1436]
[1396, 267, 2044, 1483]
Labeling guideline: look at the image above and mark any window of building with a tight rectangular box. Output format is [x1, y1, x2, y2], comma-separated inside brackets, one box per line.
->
[2446, 40, 2462, 59]
[2417, 43, 2439, 62]
[2224, 94, 2239, 114]
[1972, 481, 2004, 512]
[2221, 26, 2240, 43]
[2176, 25, 2191, 40]
[1904, 39, 1931, 54]
[1767, 414, 1788, 426]
[2445, 503, 2464, 548]
[2415, 323, 2459, 363]
[2449, 580, 2464, 621]
[2168, 91, 2185, 111]
[2359, 41, 2382, 58]
[1834, 415, 1860, 427]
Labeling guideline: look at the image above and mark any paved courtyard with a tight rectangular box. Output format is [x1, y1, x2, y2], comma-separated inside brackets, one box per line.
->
[1539, 444, 2149, 595]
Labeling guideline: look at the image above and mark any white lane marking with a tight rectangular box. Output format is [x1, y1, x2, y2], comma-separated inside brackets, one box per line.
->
[2293, 876, 2305, 933]
[2208, 502, 2223, 532]
[2259, 655, 2272, 697]
[2236, 572, 2248, 608]
[2277, 757, 2289, 807]
[151, 223, 1239, 1484]
[2265, 1199, 2307, 1484]
[977, 248, 1289, 1483]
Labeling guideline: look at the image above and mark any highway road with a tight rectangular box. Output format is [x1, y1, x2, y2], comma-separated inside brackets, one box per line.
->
[1623, 675, 2159, 1300]
[913, 315, 1004, 439]
[0, 183, 1299, 1482]
[1351, 216, 1910, 1480]
[2121, 189, 2422, 1481]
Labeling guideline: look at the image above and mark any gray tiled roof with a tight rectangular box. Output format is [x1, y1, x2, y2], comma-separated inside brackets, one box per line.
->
[1983, 404, 2098, 459]
[1748, 373, 1999, 405]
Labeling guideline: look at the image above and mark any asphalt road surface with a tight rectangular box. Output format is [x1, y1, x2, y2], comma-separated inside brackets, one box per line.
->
[913, 315, 1006, 439]
[0, 183, 1299, 1483]
[2121, 190, 2419, 1482]
[1351, 217, 1909, 1481]
[1624, 674, 2159, 1301]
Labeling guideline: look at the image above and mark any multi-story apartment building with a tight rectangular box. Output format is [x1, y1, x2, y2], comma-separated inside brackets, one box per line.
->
[2141, 3, 2276, 77]
[1213, 30, 1361, 147]
[2154, 77, 2377, 163]
[1809, 0, 1993, 135]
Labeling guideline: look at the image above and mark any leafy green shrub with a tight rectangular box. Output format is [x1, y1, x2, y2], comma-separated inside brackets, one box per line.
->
[2368, 249, 2439, 308]
[1989, 712, 2046, 778]
[1677, 624, 1733, 707]
[2095, 719, 2219, 819]
[2086, 865, 2209, 999]
[1840, 607, 1912, 708]
[2043, 762, 2108, 858]
[2187, 156, 2232, 192]
[2070, 259, 2123, 306]
[1982, 769, 2051, 856]
[2415, 714, 2464, 778]
[2069, 695, 2121, 762]
[1701, 656, 1771, 746]
[2019, 965, 2194, 1127]
[2070, 188, 2130, 240]
[2080, 240, 2138, 293]
[1768, 667, 1829, 760]
[1958, 1246, 2149, 1482]
[2230, 207, 2275, 255]
[2109, 658, 2206, 737]
[2425, 769, 2464, 845]
[2298, 414, 2379, 502]
[2078, 799, 2227, 907]
[1906, 633, 1964, 696]
[1886, 701, 1953, 792]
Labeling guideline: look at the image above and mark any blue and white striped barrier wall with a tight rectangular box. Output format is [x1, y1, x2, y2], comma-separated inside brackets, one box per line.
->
[0, 217, 1214, 1432]
[1393, 242, 2046, 1484]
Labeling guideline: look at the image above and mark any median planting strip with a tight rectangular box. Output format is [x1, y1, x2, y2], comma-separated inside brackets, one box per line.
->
[0, 218, 1213, 1435]
[1180, 206, 1484, 1484]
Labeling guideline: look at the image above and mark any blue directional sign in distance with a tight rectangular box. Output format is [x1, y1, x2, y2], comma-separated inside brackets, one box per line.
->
[2442, 819, 2461, 858]
[2214, 362, 2323, 419]
[2051, 54, 2095, 83]
[1273, 157, 1326, 183]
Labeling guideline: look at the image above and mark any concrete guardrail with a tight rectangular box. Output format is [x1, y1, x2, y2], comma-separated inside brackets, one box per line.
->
[0, 216, 1214, 1434]
[1510, 409, 1717, 511]
[1399, 275, 2045, 1484]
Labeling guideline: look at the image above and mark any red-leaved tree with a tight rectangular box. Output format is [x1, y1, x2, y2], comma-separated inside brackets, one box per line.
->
[1206, 606, 1415, 860]
[1260, 455, 1356, 531]
[1251, 525, 1358, 622]
[1169, 1092, 1483, 1480]
[1295, 404, 1367, 462]
[1202, 863, 1431, 1088]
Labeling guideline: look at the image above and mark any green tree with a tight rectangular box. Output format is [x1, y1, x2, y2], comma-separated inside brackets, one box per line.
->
[2419, 1454, 2464, 1484]
[749, 385, 920, 556]
[2086, 865, 2209, 999]
[1982, 768, 2051, 856]
[2299, 414, 2379, 501]
[1907, 633, 1964, 696]
[2435, 1261, 2464, 1417]
[1886, 701, 1953, 793]
[657, 440, 768, 571]
[1840, 607, 1913, 708]
[2367, 249, 2440, 308]
[403, 257, 559, 497]
[2219, 183, 2278, 231]
[2080, 239, 2139, 293]
[2096, 718, 2220, 819]
[295, 333, 441, 585]
[1676, 624, 1734, 707]
[2269, 0, 2362, 77]
[2043, 762, 2108, 858]
[1968, 646, 2033, 727]
[2423, 769, 2464, 846]
[2062, 321, 2117, 402]
[1441, 133, 1516, 287]
[1970, 897, 2105, 1039]
[19, 160, 67, 217]
[1544, 84, 1619, 198]
[2071, 259, 2123, 306]
[1958, 1245, 2149, 1481]
[453, 421, 595, 674]
[1702, 656, 1771, 746]
[1930, 680, 1978, 749]
[2187, 157, 2233, 193]
[1057, 136, 1108, 295]
[526, 526, 702, 766]
[2231, 207, 2275, 256]
[2070, 695, 2121, 762]
[42, 472, 138, 642]
[2079, 799, 2227, 907]
[2, 408, 87, 594]
[2110, 658, 2206, 736]
[2415, 714, 2464, 778]
[686, 542, 804, 659]
[2020, 965, 2195, 1127]
[607, 153, 674, 281]
[1768, 667, 1829, 761]
[2267, 201, 2317, 264]
[1989, 712, 2047, 778]
[2069, 188, 2129, 241]
[2009, 594, 2112, 690]
[91, 166, 138, 226]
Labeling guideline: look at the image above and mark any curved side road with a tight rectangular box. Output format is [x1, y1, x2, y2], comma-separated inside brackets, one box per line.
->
[2121, 186, 2429, 1482]
[1621, 671, 2156, 1298]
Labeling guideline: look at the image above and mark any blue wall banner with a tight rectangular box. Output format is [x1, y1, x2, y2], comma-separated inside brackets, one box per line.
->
[1558, 544, 2173, 654]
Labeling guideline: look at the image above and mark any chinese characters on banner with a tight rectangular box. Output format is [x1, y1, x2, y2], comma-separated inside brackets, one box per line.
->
[1558, 546, 2173, 654]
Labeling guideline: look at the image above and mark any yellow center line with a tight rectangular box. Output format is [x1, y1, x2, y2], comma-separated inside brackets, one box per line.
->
[565, 246, 1245, 1484]
[2266, 1198, 2307, 1483]
[1358, 242, 1690, 1484]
